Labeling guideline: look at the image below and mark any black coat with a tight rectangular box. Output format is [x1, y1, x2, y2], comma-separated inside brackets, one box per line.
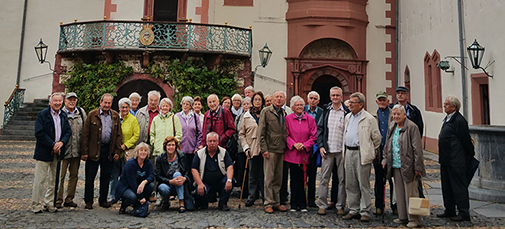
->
[34, 106, 72, 161]
[438, 111, 475, 167]
[316, 102, 350, 151]
[155, 150, 188, 185]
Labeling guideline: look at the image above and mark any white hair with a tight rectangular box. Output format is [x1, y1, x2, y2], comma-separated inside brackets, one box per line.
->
[231, 93, 243, 102]
[118, 97, 132, 107]
[206, 131, 220, 140]
[445, 95, 461, 111]
[129, 92, 141, 102]
[208, 94, 219, 102]
[133, 142, 151, 159]
[159, 98, 174, 110]
[290, 96, 305, 109]
[147, 90, 161, 100]
[242, 97, 251, 104]
[307, 91, 320, 100]
[49, 92, 64, 103]
[181, 96, 194, 106]
[244, 86, 255, 92]
[392, 104, 406, 114]
[273, 90, 286, 98]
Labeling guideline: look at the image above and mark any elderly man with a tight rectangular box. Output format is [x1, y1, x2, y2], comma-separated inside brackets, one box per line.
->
[32, 92, 72, 213]
[437, 96, 474, 222]
[303, 91, 323, 208]
[136, 90, 161, 144]
[373, 91, 396, 215]
[192, 132, 235, 211]
[81, 93, 122, 209]
[199, 94, 236, 149]
[316, 87, 349, 215]
[389, 86, 423, 136]
[342, 92, 381, 222]
[258, 91, 288, 213]
[244, 86, 255, 98]
[55, 92, 86, 209]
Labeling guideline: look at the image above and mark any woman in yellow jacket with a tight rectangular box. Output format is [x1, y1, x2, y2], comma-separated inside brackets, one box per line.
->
[109, 98, 140, 203]
[150, 98, 183, 163]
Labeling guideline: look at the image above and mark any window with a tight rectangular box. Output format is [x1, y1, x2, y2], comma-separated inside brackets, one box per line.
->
[423, 50, 442, 112]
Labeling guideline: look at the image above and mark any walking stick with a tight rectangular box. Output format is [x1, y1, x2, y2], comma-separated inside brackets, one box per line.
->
[303, 154, 308, 205]
[238, 156, 249, 209]
[53, 152, 62, 207]
[382, 167, 386, 223]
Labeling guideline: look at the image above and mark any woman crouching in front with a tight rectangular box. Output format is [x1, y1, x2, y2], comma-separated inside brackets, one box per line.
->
[115, 142, 155, 215]
[382, 104, 426, 228]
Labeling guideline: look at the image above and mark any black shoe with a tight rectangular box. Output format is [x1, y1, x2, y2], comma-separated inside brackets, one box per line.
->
[178, 206, 186, 213]
[245, 199, 255, 207]
[85, 203, 93, 209]
[308, 201, 317, 208]
[161, 200, 170, 210]
[437, 212, 456, 218]
[99, 202, 112, 208]
[119, 208, 126, 214]
[64, 202, 78, 208]
[219, 203, 230, 211]
[450, 215, 471, 221]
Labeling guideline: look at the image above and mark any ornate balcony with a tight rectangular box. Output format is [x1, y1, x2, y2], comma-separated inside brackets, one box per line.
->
[58, 20, 252, 57]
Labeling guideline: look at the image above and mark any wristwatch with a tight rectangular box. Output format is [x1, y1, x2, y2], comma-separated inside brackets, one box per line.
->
[227, 179, 232, 183]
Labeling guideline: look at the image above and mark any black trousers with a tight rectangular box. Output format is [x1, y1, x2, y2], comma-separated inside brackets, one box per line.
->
[280, 161, 289, 204]
[247, 155, 264, 201]
[84, 145, 112, 204]
[441, 164, 470, 217]
[373, 160, 396, 210]
[234, 152, 249, 196]
[185, 153, 195, 188]
[288, 162, 307, 209]
[307, 154, 317, 205]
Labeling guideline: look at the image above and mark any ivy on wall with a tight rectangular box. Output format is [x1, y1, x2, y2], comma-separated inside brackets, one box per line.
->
[62, 62, 134, 112]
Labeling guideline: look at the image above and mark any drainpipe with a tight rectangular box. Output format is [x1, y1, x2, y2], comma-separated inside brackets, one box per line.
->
[457, 0, 468, 117]
[16, 0, 29, 86]
[395, 0, 399, 93]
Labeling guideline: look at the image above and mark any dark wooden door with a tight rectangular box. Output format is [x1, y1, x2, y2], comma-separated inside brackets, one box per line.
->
[112, 80, 167, 112]
[311, 75, 342, 107]
[153, 0, 178, 21]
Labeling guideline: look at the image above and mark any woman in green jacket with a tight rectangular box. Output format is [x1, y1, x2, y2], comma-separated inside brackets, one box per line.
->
[150, 98, 183, 162]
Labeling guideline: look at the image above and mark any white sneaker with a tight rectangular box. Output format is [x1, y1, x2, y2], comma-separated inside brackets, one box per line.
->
[300, 209, 308, 213]
[290, 209, 297, 212]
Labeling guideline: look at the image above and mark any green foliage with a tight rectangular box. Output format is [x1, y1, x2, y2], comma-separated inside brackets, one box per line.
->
[156, 58, 240, 112]
[62, 62, 133, 112]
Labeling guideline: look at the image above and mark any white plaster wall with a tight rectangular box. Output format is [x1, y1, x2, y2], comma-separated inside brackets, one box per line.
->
[211, 0, 288, 95]
[365, 0, 393, 110]
[187, 0, 202, 23]
[0, 0, 25, 129]
[463, 0, 505, 124]
[111, 0, 144, 20]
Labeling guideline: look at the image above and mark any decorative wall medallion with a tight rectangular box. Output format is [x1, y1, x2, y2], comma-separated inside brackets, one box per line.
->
[139, 24, 154, 46]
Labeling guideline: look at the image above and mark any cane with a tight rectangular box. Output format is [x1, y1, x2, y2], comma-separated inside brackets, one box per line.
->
[303, 154, 308, 205]
[238, 156, 249, 209]
[382, 167, 386, 223]
[53, 152, 62, 207]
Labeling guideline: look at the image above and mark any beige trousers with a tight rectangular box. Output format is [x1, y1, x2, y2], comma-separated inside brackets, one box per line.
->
[344, 149, 372, 217]
[317, 152, 346, 209]
[263, 152, 284, 207]
[393, 168, 422, 223]
[56, 157, 80, 204]
[31, 156, 58, 212]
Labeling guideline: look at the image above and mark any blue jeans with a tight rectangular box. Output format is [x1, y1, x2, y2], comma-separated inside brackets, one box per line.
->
[195, 176, 235, 207]
[120, 182, 155, 209]
[109, 158, 125, 199]
[158, 172, 185, 200]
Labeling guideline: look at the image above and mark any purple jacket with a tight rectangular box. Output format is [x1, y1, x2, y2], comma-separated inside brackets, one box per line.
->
[284, 112, 317, 165]
[176, 111, 202, 154]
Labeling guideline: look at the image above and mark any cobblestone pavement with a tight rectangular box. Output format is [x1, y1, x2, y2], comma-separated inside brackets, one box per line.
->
[0, 140, 504, 228]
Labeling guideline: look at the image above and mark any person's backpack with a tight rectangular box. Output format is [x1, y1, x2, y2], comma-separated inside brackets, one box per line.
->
[133, 202, 149, 217]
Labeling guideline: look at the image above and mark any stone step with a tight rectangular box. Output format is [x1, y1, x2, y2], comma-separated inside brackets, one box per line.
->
[10, 115, 37, 121]
[2, 128, 34, 136]
[3, 124, 35, 131]
[4, 120, 35, 126]
[0, 135, 36, 141]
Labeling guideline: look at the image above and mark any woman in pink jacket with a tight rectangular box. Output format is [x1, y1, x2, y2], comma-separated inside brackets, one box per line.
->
[284, 95, 317, 212]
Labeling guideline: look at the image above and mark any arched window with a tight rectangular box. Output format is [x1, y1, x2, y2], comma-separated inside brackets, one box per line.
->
[423, 50, 442, 112]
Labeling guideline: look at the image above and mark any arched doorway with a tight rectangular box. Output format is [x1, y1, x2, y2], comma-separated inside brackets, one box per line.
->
[311, 75, 342, 107]
[112, 80, 167, 111]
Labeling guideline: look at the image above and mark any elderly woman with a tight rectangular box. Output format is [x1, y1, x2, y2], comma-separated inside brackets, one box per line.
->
[382, 104, 426, 228]
[150, 98, 183, 162]
[115, 142, 155, 214]
[176, 96, 202, 182]
[129, 92, 141, 116]
[155, 136, 188, 213]
[109, 98, 140, 203]
[192, 96, 205, 129]
[264, 94, 273, 107]
[221, 96, 232, 110]
[239, 92, 265, 207]
[230, 94, 243, 120]
[233, 96, 252, 194]
[284, 95, 317, 212]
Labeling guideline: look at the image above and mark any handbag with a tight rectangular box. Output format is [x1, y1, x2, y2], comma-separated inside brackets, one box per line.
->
[133, 202, 149, 217]
[124, 148, 135, 162]
[408, 175, 430, 216]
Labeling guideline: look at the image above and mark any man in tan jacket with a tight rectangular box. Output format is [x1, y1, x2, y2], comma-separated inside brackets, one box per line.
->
[258, 91, 288, 213]
[342, 92, 381, 222]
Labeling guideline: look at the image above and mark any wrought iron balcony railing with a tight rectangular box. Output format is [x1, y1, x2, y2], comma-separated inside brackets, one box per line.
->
[58, 20, 252, 56]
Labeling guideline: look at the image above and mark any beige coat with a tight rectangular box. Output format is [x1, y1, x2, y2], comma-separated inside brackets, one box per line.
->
[342, 109, 381, 165]
[63, 106, 87, 159]
[382, 118, 426, 182]
[239, 111, 261, 158]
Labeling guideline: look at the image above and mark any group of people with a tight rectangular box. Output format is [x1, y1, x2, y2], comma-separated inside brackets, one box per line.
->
[31, 85, 475, 227]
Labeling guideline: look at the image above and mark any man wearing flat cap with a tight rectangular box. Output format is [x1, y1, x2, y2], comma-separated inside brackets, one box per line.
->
[56, 92, 87, 209]
[389, 87, 424, 136]
[373, 91, 396, 215]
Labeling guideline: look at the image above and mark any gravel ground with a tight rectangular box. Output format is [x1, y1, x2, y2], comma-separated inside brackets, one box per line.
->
[0, 140, 503, 228]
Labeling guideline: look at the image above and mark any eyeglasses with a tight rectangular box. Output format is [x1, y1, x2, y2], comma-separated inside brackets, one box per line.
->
[348, 101, 361, 104]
